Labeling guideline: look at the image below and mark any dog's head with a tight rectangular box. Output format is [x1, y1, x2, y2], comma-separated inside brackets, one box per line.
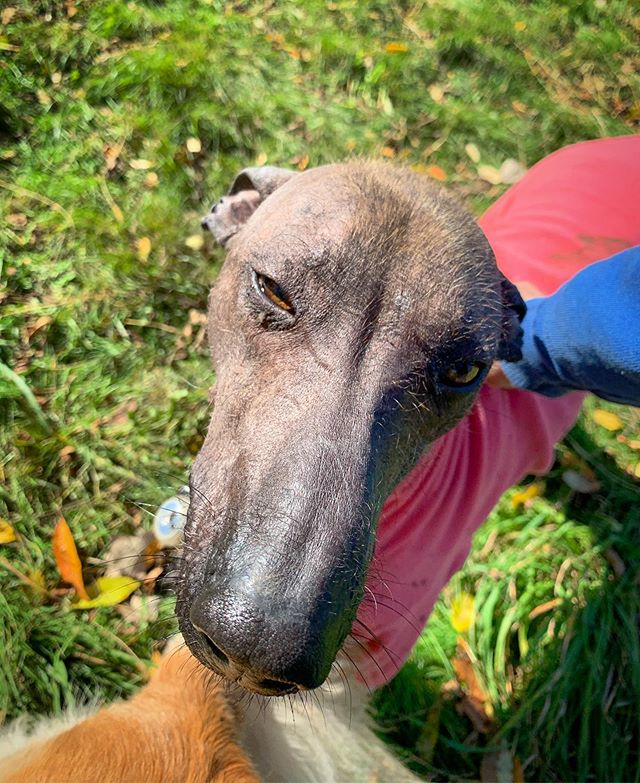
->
[177, 163, 524, 695]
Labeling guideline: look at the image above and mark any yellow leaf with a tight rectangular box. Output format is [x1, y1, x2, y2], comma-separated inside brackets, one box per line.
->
[514, 20, 527, 32]
[381, 146, 396, 158]
[1, 7, 17, 25]
[73, 576, 141, 609]
[635, 463, 640, 479]
[0, 519, 17, 544]
[110, 202, 124, 224]
[143, 171, 159, 188]
[136, 236, 151, 262]
[510, 481, 543, 508]
[186, 137, 202, 154]
[428, 84, 444, 103]
[185, 234, 204, 251]
[477, 164, 502, 185]
[53, 517, 89, 599]
[451, 592, 475, 633]
[129, 159, 154, 170]
[592, 409, 623, 431]
[465, 143, 481, 163]
[385, 42, 408, 53]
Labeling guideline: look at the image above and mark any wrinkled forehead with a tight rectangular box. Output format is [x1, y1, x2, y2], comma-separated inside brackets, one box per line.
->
[233, 166, 358, 259]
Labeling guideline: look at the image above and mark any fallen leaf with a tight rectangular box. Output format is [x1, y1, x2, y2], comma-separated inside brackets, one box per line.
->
[255, 151, 268, 166]
[185, 234, 204, 251]
[452, 641, 494, 734]
[428, 84, 444, 103]
[592, 409, 623, 431]
[0, 519, 17, 544]
[562, 469, 601, 494]
[6, 213, 27, 228]
[385, 42, 408, 53]
[53, 517, 89, 599]
[511, 481, 543, 508]
[186, 137, 202, 154]
[102, 142, 122, 171]
[129, 158, 154, 170]
[36, 89, 51, 106]
[499, 158, 527, 184]
[51, 72, 62, 85]
[451, 592, 475, 633]
[381, 146, 396, 158]
[465, 143, 481, 163]
[481, 749, 524, 782]
[73, 575, 140, 609]
[514, 20, 527, 32]
[1, 7, 16, 24]
[296, 153, 310, 171]
[604, 548, 625, 578]
[425, 164, 448, 181]
[103, 530, 155, 581]
[143, 171, 159, 188]
[136, 236, 151, 262]
[26, 314, 53, 339]
[477, 164, 502, 185]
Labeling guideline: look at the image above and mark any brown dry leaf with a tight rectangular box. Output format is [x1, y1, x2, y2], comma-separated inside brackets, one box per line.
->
[129, 158, 154, 170]
[592, 409, 623, 431]
[185, 234, 204, 251]
[385, 42, 408, 53]
[102, 142, 122, 171]
[6, 213, 27, 228]
[143, 171, 159, 188]
[465, 143, 481, 163]
[425, 164, 448, 182]
[26, 314, 53, 340]
[477, 164, 502, 185]
[562, 469, 601, 494]
[381, 146, 396, 158]
[186, 137, 202, 154]
[296, 153, 310, 171]
[481, 749, 524, 782]
[136, 236, 151, 262]
[65, 0, 77, 17]
[100, 399, 138, 429]
[0, 519, 17, 544]
[452, 641, 494, 734]
[53, 517, 89, 599]
[604, 548, 626, 578]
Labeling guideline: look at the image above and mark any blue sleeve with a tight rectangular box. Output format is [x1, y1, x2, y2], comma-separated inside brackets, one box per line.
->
[502, 246, 640, 406]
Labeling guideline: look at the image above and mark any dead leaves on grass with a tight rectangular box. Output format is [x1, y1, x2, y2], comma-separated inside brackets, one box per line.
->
[53, 516, 90, 599]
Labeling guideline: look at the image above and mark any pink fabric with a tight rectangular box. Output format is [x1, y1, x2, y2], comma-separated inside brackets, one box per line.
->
[354, 136, 640, 688]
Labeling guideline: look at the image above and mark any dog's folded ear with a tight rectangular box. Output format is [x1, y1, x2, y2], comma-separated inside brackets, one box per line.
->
[497, 276, 527, 362]
[202, 166, 297, 246]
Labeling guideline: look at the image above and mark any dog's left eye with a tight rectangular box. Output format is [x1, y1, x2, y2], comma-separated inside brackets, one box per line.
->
[254, 271, 294, 313]
[441, 361, 486, 388]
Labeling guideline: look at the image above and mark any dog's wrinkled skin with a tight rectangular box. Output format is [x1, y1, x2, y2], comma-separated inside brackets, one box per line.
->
[177, 163, 524, 696]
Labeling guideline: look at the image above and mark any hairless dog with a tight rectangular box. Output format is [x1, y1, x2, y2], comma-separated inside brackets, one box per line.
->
[180, 162, 526, 695]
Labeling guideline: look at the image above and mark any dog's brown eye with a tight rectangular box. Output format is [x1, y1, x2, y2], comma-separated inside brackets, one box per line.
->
[442, 361, 485, 387]
[255, 272, 293, 313]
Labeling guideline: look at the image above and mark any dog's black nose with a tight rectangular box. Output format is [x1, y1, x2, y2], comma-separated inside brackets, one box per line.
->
[188, 587, 335, 694]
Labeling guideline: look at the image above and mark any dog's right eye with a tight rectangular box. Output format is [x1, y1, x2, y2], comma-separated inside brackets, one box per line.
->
[253, 271, 294, 314]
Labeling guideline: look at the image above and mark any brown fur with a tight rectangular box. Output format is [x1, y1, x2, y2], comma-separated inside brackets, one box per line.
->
[0, 647, 259, 783]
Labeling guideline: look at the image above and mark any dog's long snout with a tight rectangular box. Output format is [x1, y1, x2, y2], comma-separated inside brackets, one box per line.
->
[189, 586, 333, 695]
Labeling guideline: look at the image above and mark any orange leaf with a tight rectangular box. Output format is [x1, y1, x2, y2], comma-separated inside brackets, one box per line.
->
[425, 164, 448, 182]
[385, 42, 408, 53]
[52, 517, 89, 599]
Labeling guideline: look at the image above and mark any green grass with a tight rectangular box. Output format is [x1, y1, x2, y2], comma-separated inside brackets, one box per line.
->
[1, 0, 639, 779]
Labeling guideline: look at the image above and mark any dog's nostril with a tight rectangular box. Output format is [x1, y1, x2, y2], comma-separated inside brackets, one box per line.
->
[199, 633, 230, 667]
[258, 677, 299, 695]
